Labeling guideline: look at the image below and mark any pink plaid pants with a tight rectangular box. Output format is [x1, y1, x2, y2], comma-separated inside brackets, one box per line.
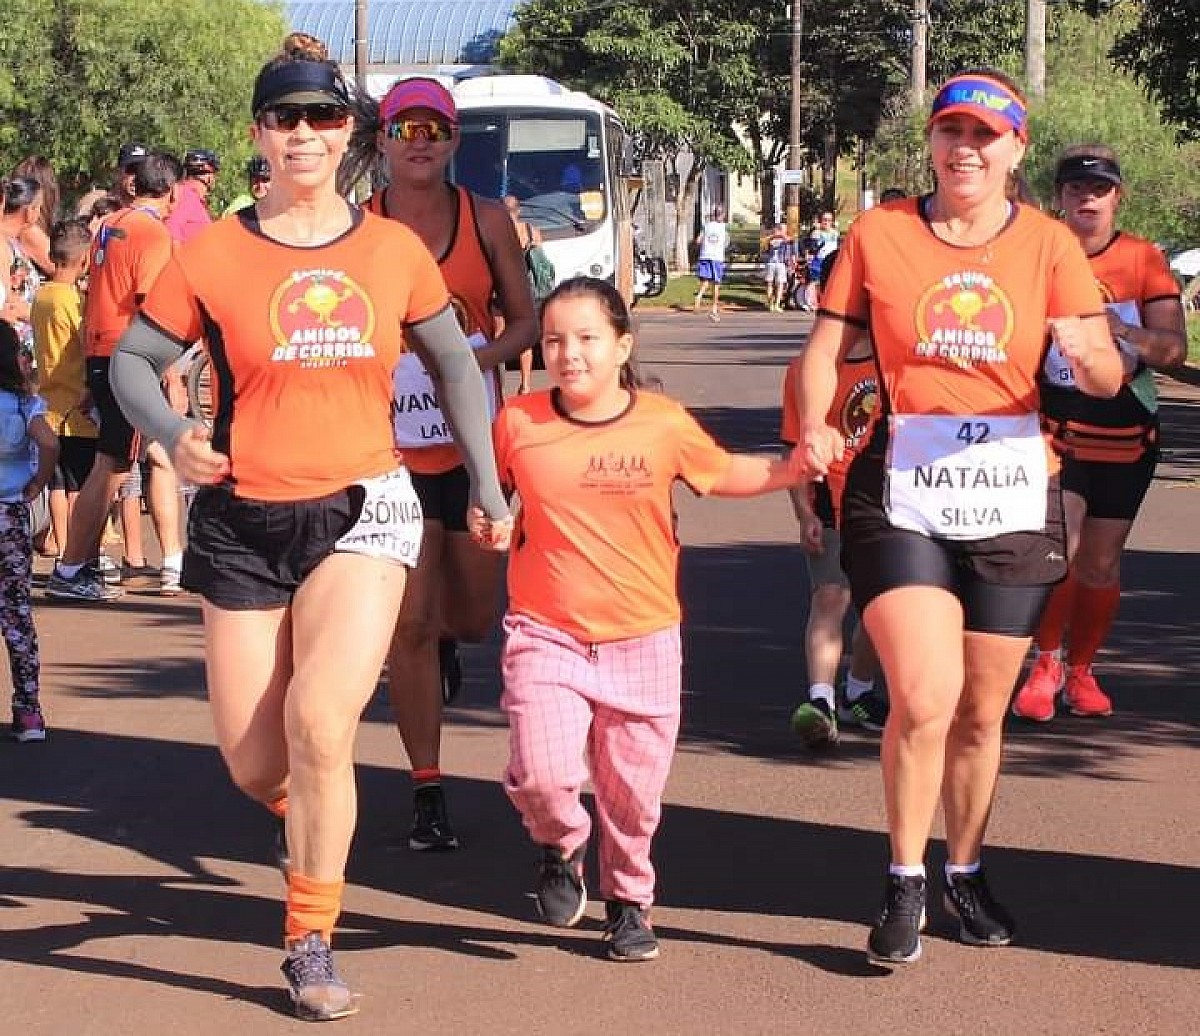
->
[501, 613, 682, 908]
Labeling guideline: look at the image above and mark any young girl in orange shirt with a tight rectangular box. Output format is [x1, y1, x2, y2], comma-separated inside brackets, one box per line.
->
[471, 276, 806, 961]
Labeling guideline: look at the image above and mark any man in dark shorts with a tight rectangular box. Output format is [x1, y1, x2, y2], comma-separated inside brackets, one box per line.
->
[46, 151, 179, 602]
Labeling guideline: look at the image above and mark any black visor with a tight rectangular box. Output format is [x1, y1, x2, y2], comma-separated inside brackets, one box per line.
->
[1055, 155, 1122, 187]
[251, 61, 351, 118]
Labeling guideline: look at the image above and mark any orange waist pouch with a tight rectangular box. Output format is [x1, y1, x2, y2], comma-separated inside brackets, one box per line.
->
[1043, 417, 1156, 464]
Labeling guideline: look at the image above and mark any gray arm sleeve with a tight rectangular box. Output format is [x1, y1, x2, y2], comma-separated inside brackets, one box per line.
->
[110, 315, 198, 455]
[407, 306, 510, 521]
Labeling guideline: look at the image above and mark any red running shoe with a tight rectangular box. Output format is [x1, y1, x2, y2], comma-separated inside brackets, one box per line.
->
[1012, 654, 1063, 722]
[1063, 666, 1113, 717]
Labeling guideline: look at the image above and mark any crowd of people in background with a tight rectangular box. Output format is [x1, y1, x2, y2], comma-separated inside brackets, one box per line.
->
[1, 35, 1187, 1023]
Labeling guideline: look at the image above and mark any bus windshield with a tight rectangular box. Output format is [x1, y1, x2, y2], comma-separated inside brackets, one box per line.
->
[453, 109, 608, 239]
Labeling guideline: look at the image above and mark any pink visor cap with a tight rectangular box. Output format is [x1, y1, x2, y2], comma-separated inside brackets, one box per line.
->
[380, 78, 458, 124]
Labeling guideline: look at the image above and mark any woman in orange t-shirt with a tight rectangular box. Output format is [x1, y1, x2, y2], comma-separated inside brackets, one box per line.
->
[474, 276, 805, 962]
[111, 36, 510, 1021]
[1013, 145, 1186, 723]
[797, 70, 1123, 966]
[348, 76, 537, 853]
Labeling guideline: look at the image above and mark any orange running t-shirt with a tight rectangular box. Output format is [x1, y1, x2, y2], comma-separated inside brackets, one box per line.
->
[495, 390, 733, 643]
[821, 199, 1104, 468]
[368, 186, 499, 475]
[85, 207, 174, 358]
[1041, 231, 1181, 433]
[140, 210, 448, 501]
[780, 350, 878, 517]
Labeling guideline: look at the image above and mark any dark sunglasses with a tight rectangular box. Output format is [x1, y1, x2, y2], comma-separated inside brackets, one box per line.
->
[260, 103, 350, 132]
[385, 118, 456, 143]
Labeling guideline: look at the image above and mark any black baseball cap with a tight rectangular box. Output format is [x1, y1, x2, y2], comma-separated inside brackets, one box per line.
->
[184, 148, 220, 173]
[117, 142, 149, 170]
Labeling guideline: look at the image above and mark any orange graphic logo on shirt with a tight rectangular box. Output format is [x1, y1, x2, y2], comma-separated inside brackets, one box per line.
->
[913, 271, 1015, 369]
[838, 377, 878, 447]
[581, 452, 654, 496]
[269, 270, 377, 368]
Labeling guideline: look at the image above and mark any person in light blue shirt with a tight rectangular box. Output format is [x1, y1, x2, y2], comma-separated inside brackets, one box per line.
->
[0, 319, 59, 742]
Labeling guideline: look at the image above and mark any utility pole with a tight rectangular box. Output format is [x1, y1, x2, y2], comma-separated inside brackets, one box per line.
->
[1025, 0, 1046, 99]
[785, 0, 805, 236]
[911, 0, 928, 113]
[354, 0, 369, 94]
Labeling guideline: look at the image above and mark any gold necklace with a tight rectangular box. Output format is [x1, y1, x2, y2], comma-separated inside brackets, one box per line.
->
[929, 199, 1013, 265]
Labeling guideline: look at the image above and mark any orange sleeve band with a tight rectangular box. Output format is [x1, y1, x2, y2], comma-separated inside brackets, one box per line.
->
[285, 872, 345, 946]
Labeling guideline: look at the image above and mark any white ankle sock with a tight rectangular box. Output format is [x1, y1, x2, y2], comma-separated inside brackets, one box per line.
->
[889, 864, 926, 879]
[945, 861, 981, 879]
[808, 682, 835, 708]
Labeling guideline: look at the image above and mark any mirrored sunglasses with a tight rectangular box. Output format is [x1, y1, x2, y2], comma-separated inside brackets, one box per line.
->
[260, 103, 350, 132]
[385, 118, 456, 143]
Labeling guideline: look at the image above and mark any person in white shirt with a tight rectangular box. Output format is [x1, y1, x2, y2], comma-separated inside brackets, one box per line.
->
[692, 205, 729, 323]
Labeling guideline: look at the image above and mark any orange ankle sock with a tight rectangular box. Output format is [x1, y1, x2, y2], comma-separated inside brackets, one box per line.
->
[412, 767, 441, 787]
[266, 794, 288, 819]
[285, 872, 343, 946]
[1065, 583, 1121, 668]
[1034, 573, 1076, 653]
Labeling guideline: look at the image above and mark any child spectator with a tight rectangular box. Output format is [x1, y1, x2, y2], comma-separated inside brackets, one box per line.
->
[0, 319, 59, 741]
[31, 219, 98, 561]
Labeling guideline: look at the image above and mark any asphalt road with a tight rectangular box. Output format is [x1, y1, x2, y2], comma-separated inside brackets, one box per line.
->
[2, 307, 1197, 1035]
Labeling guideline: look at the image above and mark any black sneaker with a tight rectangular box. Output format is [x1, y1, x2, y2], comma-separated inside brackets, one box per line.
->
[942, 869, 1015, 947]
[790, 698, 838, 748]
[280, 932, 357, 1021]
[867, 873, 927, 965]
[534, 845, 587, 927]
[438, 638, 463, 705]
[838, 689, 889, 732]
[409, 783, 460, 851]
[603, 901, 659, 962]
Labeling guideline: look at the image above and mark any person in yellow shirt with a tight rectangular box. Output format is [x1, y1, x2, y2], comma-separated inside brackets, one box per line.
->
[30, 219, 98, 558]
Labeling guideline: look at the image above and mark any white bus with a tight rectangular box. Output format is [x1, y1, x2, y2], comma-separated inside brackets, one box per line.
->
[449, 74, 662, 304]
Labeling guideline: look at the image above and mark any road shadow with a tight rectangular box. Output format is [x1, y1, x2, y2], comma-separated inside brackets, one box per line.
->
[2, 729, 1195, 985]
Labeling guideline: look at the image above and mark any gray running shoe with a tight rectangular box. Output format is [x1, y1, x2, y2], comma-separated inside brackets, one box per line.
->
[46, 565, 122, 602]
[534, 845, 587, 927]
[603, 901, 660, 962]
[280, 932, 357, 1021]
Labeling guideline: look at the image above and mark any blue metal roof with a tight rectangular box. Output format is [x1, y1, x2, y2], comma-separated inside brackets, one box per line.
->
[284, 1, 525, 67]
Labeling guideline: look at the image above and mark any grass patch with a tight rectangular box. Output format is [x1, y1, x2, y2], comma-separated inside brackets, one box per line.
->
[640, 270, 771, 311]
[1188, 314, 1200, 365]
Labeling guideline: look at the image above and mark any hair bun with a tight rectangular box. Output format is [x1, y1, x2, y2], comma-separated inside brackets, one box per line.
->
[283, 31, 329, 62]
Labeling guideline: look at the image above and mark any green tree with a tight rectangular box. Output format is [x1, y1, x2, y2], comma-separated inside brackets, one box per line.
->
[0, 0, 285, 207]
[1108, 1, 1200, 140]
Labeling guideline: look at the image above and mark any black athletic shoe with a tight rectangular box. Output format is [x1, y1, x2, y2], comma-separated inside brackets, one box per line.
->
[534, 845, 587, 927]
[438, 638, 463, 705]
[837, 690, 890, 732]
[409, 783, 460, 851]
[867, 873, 927, 964]
[603, 901, 660, 962]
[280, 932, 357, 1021]
[942, 869, 1015, 946]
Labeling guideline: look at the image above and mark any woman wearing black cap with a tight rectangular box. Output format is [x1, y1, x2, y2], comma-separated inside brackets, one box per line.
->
[797, 71, 1123, 966]
[109, 32, 511, 1020]
[1014, 145, 1186, 723]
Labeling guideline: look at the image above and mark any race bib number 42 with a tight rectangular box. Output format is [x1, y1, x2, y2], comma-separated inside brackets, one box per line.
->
[885, 413, 1048, 540]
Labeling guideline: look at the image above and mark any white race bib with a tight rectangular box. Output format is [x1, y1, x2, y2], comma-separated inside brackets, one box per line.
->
[885, 413, 1048, 540]
[1044, 300, 1142, 389]
[392, 332, 499, 447]
[334, 468, 424, 565]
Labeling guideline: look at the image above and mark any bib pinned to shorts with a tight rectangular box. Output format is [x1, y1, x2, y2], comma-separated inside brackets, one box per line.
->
[334, 468, 424, 565]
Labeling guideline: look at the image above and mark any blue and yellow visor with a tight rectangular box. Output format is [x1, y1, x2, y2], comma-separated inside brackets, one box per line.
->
[928, 75, 1028, 141]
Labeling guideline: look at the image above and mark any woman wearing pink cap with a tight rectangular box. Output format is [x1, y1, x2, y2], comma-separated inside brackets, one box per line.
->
[796, 69, 1122, 965]
[347, 76, 537, 852]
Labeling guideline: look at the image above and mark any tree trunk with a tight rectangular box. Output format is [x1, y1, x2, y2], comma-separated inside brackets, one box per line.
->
[673, 158, 706, 272]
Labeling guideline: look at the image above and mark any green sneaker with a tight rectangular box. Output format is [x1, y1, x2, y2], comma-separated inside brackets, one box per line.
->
[790, 698, 838, 748]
